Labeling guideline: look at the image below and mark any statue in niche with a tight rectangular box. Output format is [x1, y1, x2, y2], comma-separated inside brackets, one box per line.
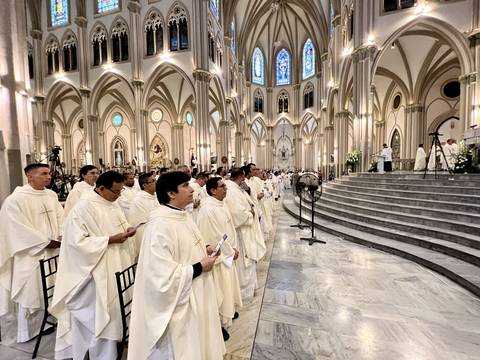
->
[150, 135, 168, 168]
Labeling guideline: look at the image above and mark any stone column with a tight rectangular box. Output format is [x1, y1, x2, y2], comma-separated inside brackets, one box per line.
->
[335, 111, 349, 175]
[325, 125, 334, 177]
[172, 123, 184, 164]
[266, 125, 274, 169]
[75, 17, 89, 87]
[79, 88, 93, 164]
[243, 135, 251, 164]
[266, 87, 273, 126]
[293, 124, 302, 169]
[128, 1, 142, 80]
[193, 70, 212, 171]
[30, 30, 44, 95]
[352, 45, 377, 171]
[375, 121, 385, 155]
[293, 84, 300, 124]
[86, 115, 99, 165]
[62, 134, 72, 172]
[218, 119, 229, 166]
[332, 15, 342, 83]
[235, 131, 243, 166]
[131, 80, 146, 171]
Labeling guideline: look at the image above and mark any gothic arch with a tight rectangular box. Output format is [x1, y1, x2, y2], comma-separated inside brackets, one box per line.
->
[90, 72, 135, 115]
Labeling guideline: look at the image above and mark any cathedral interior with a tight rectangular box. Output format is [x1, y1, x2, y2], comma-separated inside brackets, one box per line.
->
[1, 0, 478, 202]
[1, 2, 480, 359]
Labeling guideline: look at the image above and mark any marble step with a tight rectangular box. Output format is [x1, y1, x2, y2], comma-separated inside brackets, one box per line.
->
[329, 183, 480, 204]
[306, 198, 480, 250]
[323, 186, 480, 214]
[342, 176, 480, 187]
[283, 197, 480, 298]
[336, 179, 480, 195]
[352, 173, 480, 181]
[317, 195, 480, 236]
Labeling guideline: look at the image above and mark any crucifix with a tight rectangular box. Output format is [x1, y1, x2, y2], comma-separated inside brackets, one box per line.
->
[116, 219, 127, 231]
[40, 205, 55, 239]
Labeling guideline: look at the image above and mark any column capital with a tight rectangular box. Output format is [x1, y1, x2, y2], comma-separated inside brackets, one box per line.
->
[332, 15, 342, 27]
[193, 69, 212, 82]
[131, 79, 144, 87]
[226, 97, 233, 104]
[266, 87, 273, 93]
[30, 29, 43, 40]
[79, 87, 92, 97]
[88, 115, 98, 122]
[293, 84, 301, 91]
[141, 109, 149, 116]
[325, 125, 334, 130]
[245, 81, 251, 88]
[127, 1, 141, 13]
[62, 134, 72, 139]
[467, 29, 480, 41]
[235, 131, 243, 137]
[352, 44, 378, 63]
[34, 95, 45, 104]
[74, 16, 88, 28]
[173, 123, 184, 129]
[224, 36, 232, 47]
[320, 53, 329, 61]
[335, 111, 351, 120]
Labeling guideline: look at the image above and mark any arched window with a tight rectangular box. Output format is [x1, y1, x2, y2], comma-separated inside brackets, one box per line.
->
[384, 0, 416, 12]
[45, 36, 60, 75]
[91, 24, 108, 66]
[27, 43, 34, 79]
[111, 18, 129, 62]
[254, 90, 264, 113]
[208, 31, 216, 62]
[145, 10, 164, 56]
[50, 0, 69, 27]
[302, 39, 315, 80]
[230, 17, 236, 55]
[217, 38, 223, 67]
[303, 83, 314, 109]
[278, 91, 289, 113]
[252, 47, 264, 85]
[186, 112, 194, 126]
[168, 5, 189, 51]
[97, 0, 120, 14]
[210, 0, 219, 18]
[391, 129, 401, 159]
[276, 48, 290, 86]
[62, 32, 77, 72]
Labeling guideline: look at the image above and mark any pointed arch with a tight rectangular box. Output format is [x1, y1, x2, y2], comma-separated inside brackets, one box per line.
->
[276, 48, 291, 86]
[90, 72, 135, 115]
[252, 47, 265, 85]
[302, 38, 315, 80]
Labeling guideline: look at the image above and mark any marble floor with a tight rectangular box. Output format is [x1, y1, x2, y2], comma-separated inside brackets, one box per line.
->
[2, 206, 480, 360]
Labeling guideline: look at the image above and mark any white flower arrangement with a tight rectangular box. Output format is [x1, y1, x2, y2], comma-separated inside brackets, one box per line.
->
[346, 149, 361, 166]
[452, 141, 469, 173]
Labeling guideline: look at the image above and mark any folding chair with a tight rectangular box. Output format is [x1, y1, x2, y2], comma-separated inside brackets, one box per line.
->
[115, 263, 137, 360]
[32, 254, 59, 359]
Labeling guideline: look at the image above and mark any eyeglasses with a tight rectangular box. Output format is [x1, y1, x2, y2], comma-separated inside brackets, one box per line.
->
[106, 187, 124, 196]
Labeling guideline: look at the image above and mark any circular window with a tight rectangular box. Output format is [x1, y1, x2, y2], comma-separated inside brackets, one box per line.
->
[186, 112, 193, 126]
[393, 94, 401, 110]
[78, 119, 84, 129]
[151, 109, 163, 122]
[112, 113, 123, 127]
[443, 80, 461, 99]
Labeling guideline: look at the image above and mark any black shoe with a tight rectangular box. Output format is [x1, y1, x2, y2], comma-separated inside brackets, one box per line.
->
[222, 327, 230, 341]
[232, 312, 239, 320]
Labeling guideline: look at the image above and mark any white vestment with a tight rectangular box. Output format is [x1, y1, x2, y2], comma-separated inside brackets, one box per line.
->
[127, 205, 225, 360]
[0, 184, 63, 342]
[197, 196, 242, 327]
[413, 147, 427, 171]
[446, 143, 458, 169]
[50, 192, 136, 359]
[117, 186, 137, 215]
[249, 177, 273, 234]
[224, 180, 266, 300]
[186, 182, 207, 220]
[126, 191, 159, 257]
[63, 181, 94, 217]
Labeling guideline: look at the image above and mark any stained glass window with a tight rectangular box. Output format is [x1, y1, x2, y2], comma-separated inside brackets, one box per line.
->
[276, 48, 290, 86]
[97, 0, 120, 14]
[186, 112, 193, 126]
[112, 113, 123, 127]
[210, 0, 219, 18]
[303, 39, 315, 80]
[50, 0, 69, 27]
[252, 47, 264, 85]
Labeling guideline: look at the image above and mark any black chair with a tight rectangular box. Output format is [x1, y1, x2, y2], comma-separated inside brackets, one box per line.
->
[32, 254, 59, 359]
[115, 263, 137, 360]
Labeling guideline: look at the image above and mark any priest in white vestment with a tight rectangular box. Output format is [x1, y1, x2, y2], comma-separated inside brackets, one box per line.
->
[50, 171, 137, 360]
[225, 168, 266, 301]
[63, 165, 99, 216]
[197, 177, 243, 337]
[247, 164, 273, 234]
[187, 172, 209, 220]
[127, 171, 225, 360]
[126, 172, 159, 257]
[445, 139, 458, 170]
[382, 144, 393, 172]
[414, 144, 427, 171]
[117, 172, 138, 215]
[0, 164, 63, 342]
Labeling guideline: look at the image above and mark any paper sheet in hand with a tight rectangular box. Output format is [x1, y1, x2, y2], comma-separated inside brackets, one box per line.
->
[134, 222, 147, 230]
[210, 234, 228, 257]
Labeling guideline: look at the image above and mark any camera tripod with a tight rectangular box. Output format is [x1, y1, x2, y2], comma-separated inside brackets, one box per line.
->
[48, 147, 70, 200]
[423, 132, 453, 179]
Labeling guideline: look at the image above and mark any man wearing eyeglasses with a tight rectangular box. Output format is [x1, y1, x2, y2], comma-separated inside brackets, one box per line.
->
[51, 171, 137, 360]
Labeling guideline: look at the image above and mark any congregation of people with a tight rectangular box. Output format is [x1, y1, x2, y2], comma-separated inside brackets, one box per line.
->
[0, 162, 288, 359]
[414, 138, 459, 171]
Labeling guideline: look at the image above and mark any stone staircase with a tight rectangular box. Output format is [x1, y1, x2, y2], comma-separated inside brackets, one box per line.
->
[283, 172, 480, 297]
